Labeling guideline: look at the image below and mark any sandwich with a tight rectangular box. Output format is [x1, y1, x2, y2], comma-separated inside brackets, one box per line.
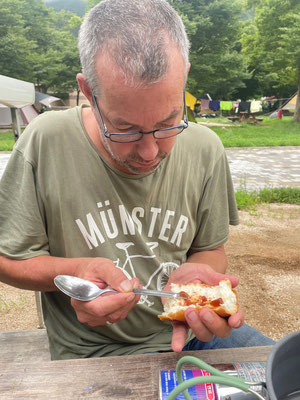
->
[158, 279, 238, 322]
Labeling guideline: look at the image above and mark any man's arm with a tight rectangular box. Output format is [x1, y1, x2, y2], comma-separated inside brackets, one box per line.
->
[0, 255, 85, 291]
[167, 245, 230, 286]
[0, 254, 139, 326]
[186, 244, 227, 274]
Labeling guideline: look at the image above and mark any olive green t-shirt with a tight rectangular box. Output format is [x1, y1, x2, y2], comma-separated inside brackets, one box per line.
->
[0, 106, 239, 359]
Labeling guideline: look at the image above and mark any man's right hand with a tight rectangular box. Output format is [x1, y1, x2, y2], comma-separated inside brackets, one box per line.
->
[71, 258, 140, 327]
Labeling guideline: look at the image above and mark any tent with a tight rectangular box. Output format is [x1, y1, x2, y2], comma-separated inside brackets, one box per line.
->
[185, 91, 197, 110]
[0, 75, 35, 108]
[0, 104, 38, 128]
[282, 93, 297, 110]
[183, 91, 197, 122]
[35, 91, 61, 108]
[0, 75, 36, 140]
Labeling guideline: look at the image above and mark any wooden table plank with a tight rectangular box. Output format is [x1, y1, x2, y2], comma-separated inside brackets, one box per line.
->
[0, 346, 272, 399]
[0, 329, 50, 362]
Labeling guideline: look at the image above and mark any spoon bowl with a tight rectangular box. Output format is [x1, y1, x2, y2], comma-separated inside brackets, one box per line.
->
[54, 275, 118, 301]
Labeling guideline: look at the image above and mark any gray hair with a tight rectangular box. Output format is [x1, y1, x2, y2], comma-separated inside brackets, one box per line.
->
[78, 0, 190, 94]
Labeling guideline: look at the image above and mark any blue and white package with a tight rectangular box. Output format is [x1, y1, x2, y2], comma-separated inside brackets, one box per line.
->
[159, 369, 218, 400]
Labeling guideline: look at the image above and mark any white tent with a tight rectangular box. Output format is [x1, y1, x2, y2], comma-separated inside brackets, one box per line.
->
[0, 104, 38, 127]
[0, 75, 35, 108]
[0, 75, 35, 140]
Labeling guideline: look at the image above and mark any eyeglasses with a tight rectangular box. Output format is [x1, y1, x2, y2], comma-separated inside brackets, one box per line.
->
[92, 91, 189, 143]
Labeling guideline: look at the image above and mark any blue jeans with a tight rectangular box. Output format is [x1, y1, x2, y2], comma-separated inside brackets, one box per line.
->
[182, 323, 275, 351]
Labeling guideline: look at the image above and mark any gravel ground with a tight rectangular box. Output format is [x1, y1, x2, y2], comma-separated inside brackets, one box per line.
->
[226, 203, 300, 341]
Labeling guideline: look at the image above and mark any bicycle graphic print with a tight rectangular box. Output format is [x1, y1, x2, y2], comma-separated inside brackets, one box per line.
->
[113, 241, 178, 306]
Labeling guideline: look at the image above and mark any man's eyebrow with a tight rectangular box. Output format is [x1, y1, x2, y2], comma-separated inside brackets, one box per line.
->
[111, 108, 181, 128]
[159, 109, 182, 124]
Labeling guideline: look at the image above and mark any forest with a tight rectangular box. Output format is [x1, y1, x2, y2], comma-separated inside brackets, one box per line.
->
[1, 0, 299, 120]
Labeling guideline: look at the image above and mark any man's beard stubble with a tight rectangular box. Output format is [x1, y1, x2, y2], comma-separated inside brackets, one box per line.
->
[102, 136, 168, 174]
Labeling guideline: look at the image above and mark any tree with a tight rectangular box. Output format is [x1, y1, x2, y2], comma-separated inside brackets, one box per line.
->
[31, 8, 81, 95]
[171, 0, 251, 99]
[0, 0, 81, 97]
[241, 0, 300, 122]
[0, 0, 37, 82]
[85, 0, 99, 9]
[45, 0, 86, 17]
[279, 11, 300, 122]
[86, 0, 250, 99]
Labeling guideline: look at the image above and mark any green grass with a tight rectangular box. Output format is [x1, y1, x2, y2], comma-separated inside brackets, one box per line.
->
[235, 187, 300, 211]
[0, 131, 15, 151]
[197, 116, 300, 147]
[1, 116, 300, 150]
[0, 294, 29, 311]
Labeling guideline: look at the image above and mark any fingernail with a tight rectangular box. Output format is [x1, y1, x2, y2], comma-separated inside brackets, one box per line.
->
[120, 280, 132, 292]
[133, 280, 140, 289]
[126, 293, 136, 303]
[187, 310, 198, 322]
[202, 311, 214, 323]
[233, 320, 242, 329]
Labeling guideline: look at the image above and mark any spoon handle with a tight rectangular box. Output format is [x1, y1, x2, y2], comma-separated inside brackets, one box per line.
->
[133, 288, 186, 299]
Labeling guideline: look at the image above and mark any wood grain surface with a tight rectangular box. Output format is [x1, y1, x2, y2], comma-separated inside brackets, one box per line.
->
[0, 330, 272, 399]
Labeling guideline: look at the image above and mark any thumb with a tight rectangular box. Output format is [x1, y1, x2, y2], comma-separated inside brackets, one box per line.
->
[89, 258, 134, 293]
[105, 266, 134, 293]
[171, 322, 188, 352]
[196, 266, 239, 288]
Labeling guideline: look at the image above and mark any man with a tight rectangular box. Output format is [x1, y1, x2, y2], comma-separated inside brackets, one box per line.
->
[0, 0, 273, 360]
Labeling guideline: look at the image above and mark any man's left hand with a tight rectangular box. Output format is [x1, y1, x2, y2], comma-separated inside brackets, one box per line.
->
[171, 305, 244, 352]
[165, 262, 244, 352]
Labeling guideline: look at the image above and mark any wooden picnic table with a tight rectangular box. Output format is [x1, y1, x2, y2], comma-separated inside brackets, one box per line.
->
[228, 112, 263, 124]
[0, 329, 272, 399]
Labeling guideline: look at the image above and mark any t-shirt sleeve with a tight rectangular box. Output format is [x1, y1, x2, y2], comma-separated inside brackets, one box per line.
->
[190, 151, 239, 252]
[0, 149, 49, 259]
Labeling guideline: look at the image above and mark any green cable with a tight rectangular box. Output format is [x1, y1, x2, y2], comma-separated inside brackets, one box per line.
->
[167, 376, 250, 400]
[176, 356, 246, 384]
[166, 356, 250, 400]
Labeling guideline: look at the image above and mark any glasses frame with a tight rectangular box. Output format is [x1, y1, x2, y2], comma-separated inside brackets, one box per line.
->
[92, 91, 189, 143]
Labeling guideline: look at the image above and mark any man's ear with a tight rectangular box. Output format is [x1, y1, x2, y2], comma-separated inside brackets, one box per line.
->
[77, 73, 93, 105]
[187, 62, 191, 76]
[184, 62, 191, 87]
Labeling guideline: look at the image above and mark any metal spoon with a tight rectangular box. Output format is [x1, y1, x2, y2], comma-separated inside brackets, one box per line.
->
[54, 275, 188, 301]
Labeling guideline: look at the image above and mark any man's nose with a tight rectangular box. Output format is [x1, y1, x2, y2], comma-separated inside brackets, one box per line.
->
[136, 133, 159, 160]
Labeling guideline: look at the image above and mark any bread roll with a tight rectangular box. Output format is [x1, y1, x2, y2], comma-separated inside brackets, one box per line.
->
[158, 279, 238, 322]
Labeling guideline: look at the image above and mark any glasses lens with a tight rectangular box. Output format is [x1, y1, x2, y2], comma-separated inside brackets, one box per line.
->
[154, 126, 184, 139]
[110, 133, 143, 143]
[108, 125, 187, 143]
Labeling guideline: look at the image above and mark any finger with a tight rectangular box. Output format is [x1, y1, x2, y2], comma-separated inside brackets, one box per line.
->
[74, 278, 141, 325]
[228, 306, 244, 329]
[94, 292, 136, 315]
[171, 322, 189, 352]
[198, 308, 232, 338]
[185, 308, 214, 342]
[108, 279, 141, 322]
[131, 277, 141, 291]
[72, 291, 135, 319]
[84, 258, 135, 293]
[190, 268, 239, 288]
[72, 304, 107, 326]
[168, 263, 239, 288]
[105, 309, 127, 324]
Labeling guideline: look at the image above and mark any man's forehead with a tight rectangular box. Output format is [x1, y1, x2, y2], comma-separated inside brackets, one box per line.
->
[94, 46, 185, 95]
[95, 53, 158, 95]
[109, 106, 182, 128]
